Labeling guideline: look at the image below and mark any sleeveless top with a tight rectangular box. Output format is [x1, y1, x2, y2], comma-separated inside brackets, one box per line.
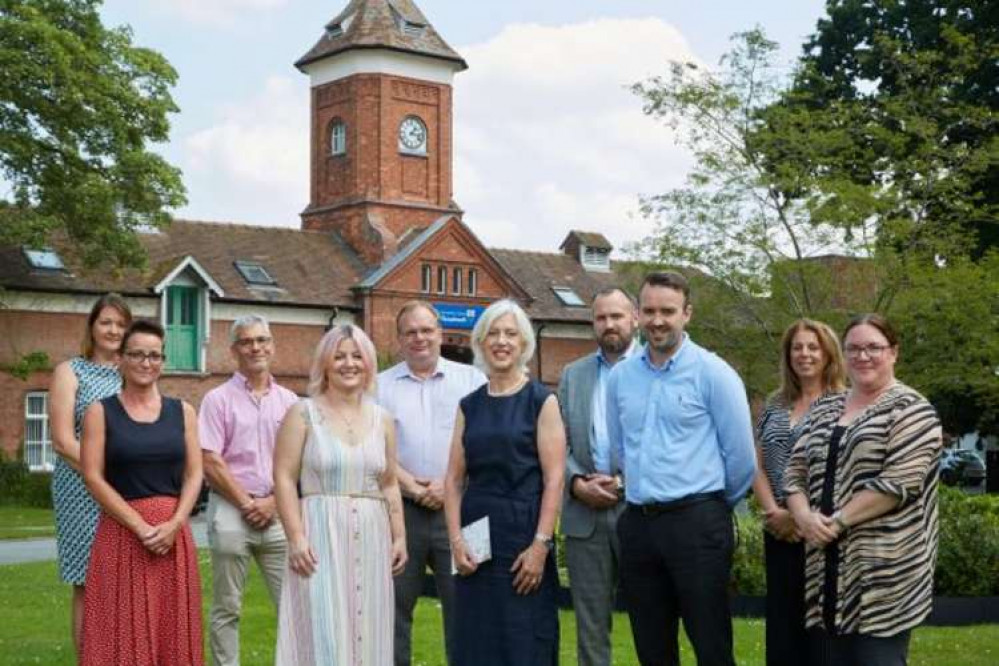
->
[299, 398, 386, 498]
[101, 395, 186, 499]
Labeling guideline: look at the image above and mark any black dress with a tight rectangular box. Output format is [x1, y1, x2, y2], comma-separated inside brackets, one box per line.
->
[453, 379, 559, 666]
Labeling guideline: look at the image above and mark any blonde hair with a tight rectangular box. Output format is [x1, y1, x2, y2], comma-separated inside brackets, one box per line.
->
[776, 318, 846, 404]
[307, 324, 377, 396]
[470, 299, 535, 374]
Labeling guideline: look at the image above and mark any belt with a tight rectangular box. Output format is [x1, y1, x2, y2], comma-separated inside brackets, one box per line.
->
[628, 490, 725, 516]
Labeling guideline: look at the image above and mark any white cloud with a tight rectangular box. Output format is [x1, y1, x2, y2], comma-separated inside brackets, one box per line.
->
[453, 17, 697, 255]
[177, 76, 308, 226]
[148, 0, 288, 27]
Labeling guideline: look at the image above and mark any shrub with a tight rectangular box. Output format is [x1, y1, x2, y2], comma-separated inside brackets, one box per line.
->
[731, 510, 766, 595]
[0, 460, 53, 508]
[934, 486, 999, 596]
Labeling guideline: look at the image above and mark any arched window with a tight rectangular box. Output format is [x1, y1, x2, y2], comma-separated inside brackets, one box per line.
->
[467, 268, 478, 296]
[452, 267, 462, 295]
[436, 266, 447, 295]
[420, 264, 431, 293]
[329, 119, 347, 156]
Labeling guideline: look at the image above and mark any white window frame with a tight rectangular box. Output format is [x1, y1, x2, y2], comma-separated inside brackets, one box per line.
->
[24, 391, 53, 472]
[452, 267, 462, 295]
[420, 264, 432, 293]
[436, 266, 447, 295]
[330, 119, 347, 156]
[467, 268, 478, 296]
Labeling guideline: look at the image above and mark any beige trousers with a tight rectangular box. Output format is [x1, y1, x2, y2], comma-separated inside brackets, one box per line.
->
[207, 492, 286, 666]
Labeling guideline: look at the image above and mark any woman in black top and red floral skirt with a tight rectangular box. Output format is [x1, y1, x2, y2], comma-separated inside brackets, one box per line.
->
[80, 320, 204, 666]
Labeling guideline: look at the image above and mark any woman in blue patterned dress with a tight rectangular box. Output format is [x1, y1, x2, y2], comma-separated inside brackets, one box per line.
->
[49, 293, 132, 656]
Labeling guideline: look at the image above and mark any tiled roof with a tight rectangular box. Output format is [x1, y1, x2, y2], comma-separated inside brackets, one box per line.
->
[491, 249, 622, 322]
[296, 0, 466, 71]
[0, 220, 367, 309]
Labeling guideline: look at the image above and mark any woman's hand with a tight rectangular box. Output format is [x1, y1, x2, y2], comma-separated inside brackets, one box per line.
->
[764, 507, 799, 542]
[510, 541, 547, 595]
[793, 508, 838, 547]
[390, 537, 408, 576]
[142, 518, 181, 556]
[288, 535, 318, 577]
[451, 538, 478, 577]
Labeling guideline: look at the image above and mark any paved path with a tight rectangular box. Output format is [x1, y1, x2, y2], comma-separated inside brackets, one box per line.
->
[0, 517, 208, 566]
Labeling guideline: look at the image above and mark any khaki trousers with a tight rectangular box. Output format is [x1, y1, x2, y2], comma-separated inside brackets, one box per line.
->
[207, 492, 286, 666]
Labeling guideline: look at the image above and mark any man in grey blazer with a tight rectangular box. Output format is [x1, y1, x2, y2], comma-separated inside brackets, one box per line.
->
[558, 287, 639, 666]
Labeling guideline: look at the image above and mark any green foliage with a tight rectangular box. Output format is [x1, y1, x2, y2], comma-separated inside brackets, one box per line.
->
[0, 350, 50, 380]
[0, 0, 186, 270]
[0, 460, 52, 508]
[935, 486, 999, 597]
[731, 511, 766, 595]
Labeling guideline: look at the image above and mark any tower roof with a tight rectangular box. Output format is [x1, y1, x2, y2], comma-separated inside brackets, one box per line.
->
[295, 0, 467, 71]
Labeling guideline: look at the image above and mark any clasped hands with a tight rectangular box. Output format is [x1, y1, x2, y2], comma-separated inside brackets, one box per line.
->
[789, 508, 844, 547]
[241, 494, 277, 530]
[135, 518, 182, 557]
[571, 473, 620, 510]
[407, 477, 445, 510]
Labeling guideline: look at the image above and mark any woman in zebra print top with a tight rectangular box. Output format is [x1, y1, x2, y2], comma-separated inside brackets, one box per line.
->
[785, 314, 943, 666]
[752, 319, 845, 666]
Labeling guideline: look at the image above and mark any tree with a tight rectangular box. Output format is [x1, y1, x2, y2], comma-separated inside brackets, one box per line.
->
[631, 25, 999, 434]
[0, 0, 185, 269]
[629, 28, 870, 398]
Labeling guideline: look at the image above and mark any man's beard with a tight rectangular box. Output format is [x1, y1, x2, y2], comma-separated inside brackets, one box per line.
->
[599, 331, 632, 355]
[646, 329, 681, 355]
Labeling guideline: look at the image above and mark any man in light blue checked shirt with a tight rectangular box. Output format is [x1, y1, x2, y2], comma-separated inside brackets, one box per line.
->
[606, 271, 756, 666]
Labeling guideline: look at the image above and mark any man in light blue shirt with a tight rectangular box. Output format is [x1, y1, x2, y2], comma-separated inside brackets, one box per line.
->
[606, 272, 755, 666]
[378, 301, 486, 666]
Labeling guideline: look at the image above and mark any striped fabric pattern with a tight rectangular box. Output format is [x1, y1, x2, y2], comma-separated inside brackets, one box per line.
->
[275, 399, 393, 666]
[756, 400, 807, 506]
[784, 383, 943, 637]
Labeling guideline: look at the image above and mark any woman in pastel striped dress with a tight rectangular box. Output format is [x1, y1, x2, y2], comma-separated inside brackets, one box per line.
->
[274, 324, 407, 665]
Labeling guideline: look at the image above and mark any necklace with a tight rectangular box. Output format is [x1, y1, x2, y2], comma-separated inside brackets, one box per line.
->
[487, 374, 528, 397]
[319, 395, 363, 444]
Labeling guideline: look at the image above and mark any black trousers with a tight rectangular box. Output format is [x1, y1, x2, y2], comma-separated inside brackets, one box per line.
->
[764, 533, 809, 666]
[617, 496, 735, 666]
[808, 629, 911, 666]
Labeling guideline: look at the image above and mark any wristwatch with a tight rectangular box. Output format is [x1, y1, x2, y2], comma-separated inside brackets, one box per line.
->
[534, 533, 554, 550]
[614, 474, 625, 498]
[831, 510, 850, 533]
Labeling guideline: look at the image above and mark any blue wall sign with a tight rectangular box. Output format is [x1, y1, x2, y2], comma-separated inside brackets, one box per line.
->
[434, 303, 485, 330]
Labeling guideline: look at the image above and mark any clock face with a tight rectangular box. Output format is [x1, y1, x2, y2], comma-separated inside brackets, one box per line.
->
[399, 116, 427, 152]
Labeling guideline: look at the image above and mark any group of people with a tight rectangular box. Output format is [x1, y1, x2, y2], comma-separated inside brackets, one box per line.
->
[48, 269, 942, 666]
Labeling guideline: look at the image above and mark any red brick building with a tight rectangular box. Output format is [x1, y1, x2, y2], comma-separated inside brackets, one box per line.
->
[0, 0, 620, 469]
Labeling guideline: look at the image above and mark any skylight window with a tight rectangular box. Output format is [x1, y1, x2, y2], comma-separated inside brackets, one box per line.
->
[23, 247, 65, 271]
[234, 260, 276, 286]
[553, 286, 585, 307]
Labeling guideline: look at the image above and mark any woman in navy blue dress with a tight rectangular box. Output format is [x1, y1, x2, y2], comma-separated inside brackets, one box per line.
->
[444, 299, 566, 666]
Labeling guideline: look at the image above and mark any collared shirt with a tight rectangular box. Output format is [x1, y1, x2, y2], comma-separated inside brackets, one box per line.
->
[606, 335, 756, 506]
[198, 372, 299, 496]
[590, 340, 639, 474]
[377, 357, 487, 480]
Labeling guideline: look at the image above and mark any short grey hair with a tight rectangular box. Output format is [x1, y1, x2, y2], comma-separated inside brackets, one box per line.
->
[470, 299, 536, 374]
[229, 314, 272, 345]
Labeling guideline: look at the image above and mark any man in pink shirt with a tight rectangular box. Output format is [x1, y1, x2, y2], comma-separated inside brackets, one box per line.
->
[199, 314, 299, 666]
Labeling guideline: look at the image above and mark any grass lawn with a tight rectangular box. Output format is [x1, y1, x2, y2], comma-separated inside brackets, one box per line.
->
[0, 506, 54, 540]
[0, 558, 996, 665]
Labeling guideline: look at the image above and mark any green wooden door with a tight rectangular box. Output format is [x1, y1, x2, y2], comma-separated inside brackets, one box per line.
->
[166, 286, 200, 371]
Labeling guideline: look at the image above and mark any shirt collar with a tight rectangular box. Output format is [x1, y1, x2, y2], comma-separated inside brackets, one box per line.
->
[232, 371, 274, 393]
[398, 357, 446, 381]
[640, 333, 690, 372]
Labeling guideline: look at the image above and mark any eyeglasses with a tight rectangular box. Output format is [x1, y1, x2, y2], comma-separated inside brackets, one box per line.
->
[123, 350, 166, 364]
[844, 344, 891, 359]
[234, 335, 273, 348]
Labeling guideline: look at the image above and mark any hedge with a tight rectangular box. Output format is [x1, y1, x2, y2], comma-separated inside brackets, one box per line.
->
[0, 460, 53, 508]
[733, 487, 999, 597]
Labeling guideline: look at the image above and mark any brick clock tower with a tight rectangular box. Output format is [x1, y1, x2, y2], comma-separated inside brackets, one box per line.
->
[295, 0, 467, 265]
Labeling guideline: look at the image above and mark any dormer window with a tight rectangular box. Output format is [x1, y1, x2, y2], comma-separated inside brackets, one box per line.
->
[553, 286, 585, 307]
[326, 23, 343, 37]
[234, 260, 276, 286]
[401, 21, 425, 37]
[23, 246, 65, 271]
[582, 246, 611, 272]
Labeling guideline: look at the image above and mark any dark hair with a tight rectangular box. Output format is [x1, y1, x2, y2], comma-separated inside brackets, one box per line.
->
[842, 313, 899, 348]
[638, 272, 690, 306]
[395, 300, 441, 334]
[591, 286, 637, 308]
[776, 319, 847, 404]
[120, 319, 166, 352]
[82, 293, 133, 358]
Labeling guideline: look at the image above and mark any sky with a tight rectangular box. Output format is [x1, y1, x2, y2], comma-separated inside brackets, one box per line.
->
[100, 0, 829, 256]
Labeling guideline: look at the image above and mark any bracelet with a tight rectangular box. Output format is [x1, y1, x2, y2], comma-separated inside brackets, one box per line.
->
[533, 533, 554, 550]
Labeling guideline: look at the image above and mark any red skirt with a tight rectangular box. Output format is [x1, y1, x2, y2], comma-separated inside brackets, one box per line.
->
[82, 496, 204, 666]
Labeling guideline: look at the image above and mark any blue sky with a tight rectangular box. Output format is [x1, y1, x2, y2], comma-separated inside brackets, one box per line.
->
[100, 0, 828, 253]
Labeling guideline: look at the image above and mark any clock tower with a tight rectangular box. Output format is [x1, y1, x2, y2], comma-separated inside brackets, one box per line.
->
[295, 0, 467, 265]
